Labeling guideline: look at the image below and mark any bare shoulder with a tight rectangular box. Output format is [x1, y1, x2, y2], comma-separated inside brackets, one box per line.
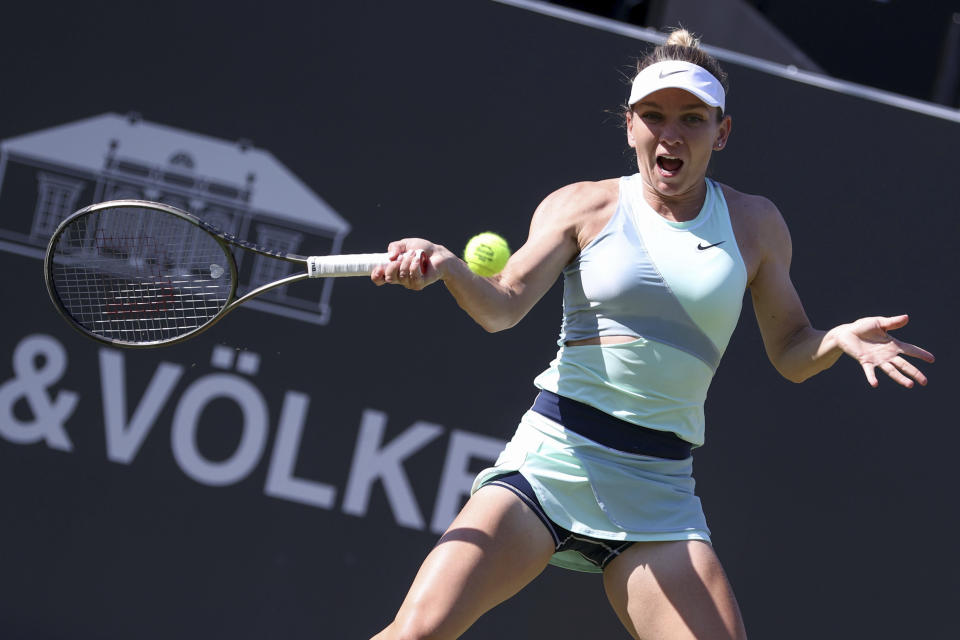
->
[719, 183, 791, 282]
[720, 184, 782, 225]
[538, 178, 620, 216]
[533, 178, 620, 248]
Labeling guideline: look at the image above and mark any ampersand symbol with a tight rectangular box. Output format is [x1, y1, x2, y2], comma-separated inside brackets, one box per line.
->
[0, 334, 78, 451]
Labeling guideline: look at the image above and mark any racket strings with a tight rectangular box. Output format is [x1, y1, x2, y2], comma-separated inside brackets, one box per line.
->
[49, 206, 232, 344]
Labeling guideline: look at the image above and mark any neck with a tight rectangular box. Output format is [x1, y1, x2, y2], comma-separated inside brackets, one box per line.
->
[641, 178, 708, 223]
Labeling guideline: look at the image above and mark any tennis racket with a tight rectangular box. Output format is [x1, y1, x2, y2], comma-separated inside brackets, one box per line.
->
[44, 199, 425, 348]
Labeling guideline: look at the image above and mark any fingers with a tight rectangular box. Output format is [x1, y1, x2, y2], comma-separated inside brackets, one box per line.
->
[877, 314, 910, 332]
[386, 240, 408, 261]
[861, 363, 879, 388]
[897, 340, 936, 363]
[394, 250, 423, 281]
[891, 355, 928, 387]
[863, 356, 929, 389]
[875, 314, 935, 361]
[371, 240, 410, 286]
[878, 361, 916, 388]
[371, 246, 431, 290]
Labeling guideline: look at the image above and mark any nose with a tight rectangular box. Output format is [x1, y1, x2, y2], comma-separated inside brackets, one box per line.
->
[659, 124, 683, 146]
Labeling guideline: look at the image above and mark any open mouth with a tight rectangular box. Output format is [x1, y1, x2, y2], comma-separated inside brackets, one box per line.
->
[657, 154, 684, 175]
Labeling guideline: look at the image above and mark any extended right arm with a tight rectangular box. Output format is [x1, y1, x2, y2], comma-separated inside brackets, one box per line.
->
[371, 181, 615, 332]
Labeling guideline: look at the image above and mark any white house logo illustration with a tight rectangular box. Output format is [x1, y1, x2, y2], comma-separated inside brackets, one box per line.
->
[0, 112, 350, 324]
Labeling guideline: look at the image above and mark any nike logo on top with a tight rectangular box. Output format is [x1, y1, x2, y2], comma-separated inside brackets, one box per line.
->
[697, 241, 726, 250]
[659, 68, 689, 79]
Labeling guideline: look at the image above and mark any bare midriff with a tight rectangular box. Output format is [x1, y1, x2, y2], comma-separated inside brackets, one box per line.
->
[565, 335, 637, 347]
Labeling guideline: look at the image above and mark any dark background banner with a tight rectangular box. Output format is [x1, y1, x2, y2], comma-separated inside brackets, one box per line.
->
[1, 1, 955, 638]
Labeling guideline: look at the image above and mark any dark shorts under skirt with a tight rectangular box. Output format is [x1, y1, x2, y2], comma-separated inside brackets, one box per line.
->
[482, 471, 635, 570]
[472, 393, 710, 574]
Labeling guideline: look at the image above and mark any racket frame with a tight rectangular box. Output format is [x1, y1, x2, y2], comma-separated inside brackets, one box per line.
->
[45, 199, 416, 348]
[43, 199, 303, 348]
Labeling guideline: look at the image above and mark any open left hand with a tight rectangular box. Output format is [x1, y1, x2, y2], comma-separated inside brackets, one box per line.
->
[832, 315, 935, 388]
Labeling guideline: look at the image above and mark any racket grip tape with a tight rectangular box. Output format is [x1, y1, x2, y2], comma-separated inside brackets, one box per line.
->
[307, 250, 427, 277]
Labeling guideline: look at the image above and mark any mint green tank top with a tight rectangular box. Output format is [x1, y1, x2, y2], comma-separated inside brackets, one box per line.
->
[533, 175, 747, 446]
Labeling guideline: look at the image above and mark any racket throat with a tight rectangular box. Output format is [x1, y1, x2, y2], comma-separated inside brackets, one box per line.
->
[228, 272, 312, 312]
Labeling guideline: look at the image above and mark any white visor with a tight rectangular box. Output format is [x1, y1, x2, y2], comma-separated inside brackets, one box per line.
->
[628, 60, 725, 112]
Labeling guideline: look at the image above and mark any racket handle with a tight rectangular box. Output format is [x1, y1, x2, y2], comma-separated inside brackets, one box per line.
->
[306, 250, 427, 277]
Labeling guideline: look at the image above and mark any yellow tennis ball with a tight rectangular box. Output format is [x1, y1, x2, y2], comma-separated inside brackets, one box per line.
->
[463, 232, 510, 277]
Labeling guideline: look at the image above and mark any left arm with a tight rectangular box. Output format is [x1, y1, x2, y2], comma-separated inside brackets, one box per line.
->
[747, 198, 934, 387]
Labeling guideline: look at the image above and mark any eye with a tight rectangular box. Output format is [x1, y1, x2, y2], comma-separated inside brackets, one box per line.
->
[683, 114, 706, 124]
[640, 111, 663, 123]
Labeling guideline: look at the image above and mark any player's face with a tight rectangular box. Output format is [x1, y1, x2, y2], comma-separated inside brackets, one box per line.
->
[627, 88, 731, 202]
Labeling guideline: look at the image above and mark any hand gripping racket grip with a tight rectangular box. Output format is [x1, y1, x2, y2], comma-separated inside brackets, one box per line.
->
[306, 250, 428, 278]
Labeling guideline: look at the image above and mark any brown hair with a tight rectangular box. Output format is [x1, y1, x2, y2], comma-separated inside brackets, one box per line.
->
[632, 28, 729, 117]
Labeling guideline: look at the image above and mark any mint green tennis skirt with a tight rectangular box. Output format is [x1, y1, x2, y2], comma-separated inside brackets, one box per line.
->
[472, 409, 711, 573]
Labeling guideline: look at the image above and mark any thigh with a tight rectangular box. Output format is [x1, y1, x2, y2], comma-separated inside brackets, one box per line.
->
[373, 484, 556, 640]
[602, 540, 747, 640]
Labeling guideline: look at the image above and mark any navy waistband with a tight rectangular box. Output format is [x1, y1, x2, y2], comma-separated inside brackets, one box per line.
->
[530, 390, 692, 460]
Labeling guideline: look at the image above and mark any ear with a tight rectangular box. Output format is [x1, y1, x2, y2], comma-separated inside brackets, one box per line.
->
[713, 114, 732, 150]
[626, 110, 637, 149]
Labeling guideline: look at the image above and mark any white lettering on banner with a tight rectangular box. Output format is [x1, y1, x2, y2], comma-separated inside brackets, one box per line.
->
[342, 410, 443, 530]
[264, 391, 337, 509]
[1, 334, 507, 534]
[0, 334, 78, 450]
[430, 430, 506, 534]
[100, 349, 184, 464]
[171, 374, 270, 486]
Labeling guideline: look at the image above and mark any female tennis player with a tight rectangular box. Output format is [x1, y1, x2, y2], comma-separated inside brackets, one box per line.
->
[369, 29, 934, 640]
